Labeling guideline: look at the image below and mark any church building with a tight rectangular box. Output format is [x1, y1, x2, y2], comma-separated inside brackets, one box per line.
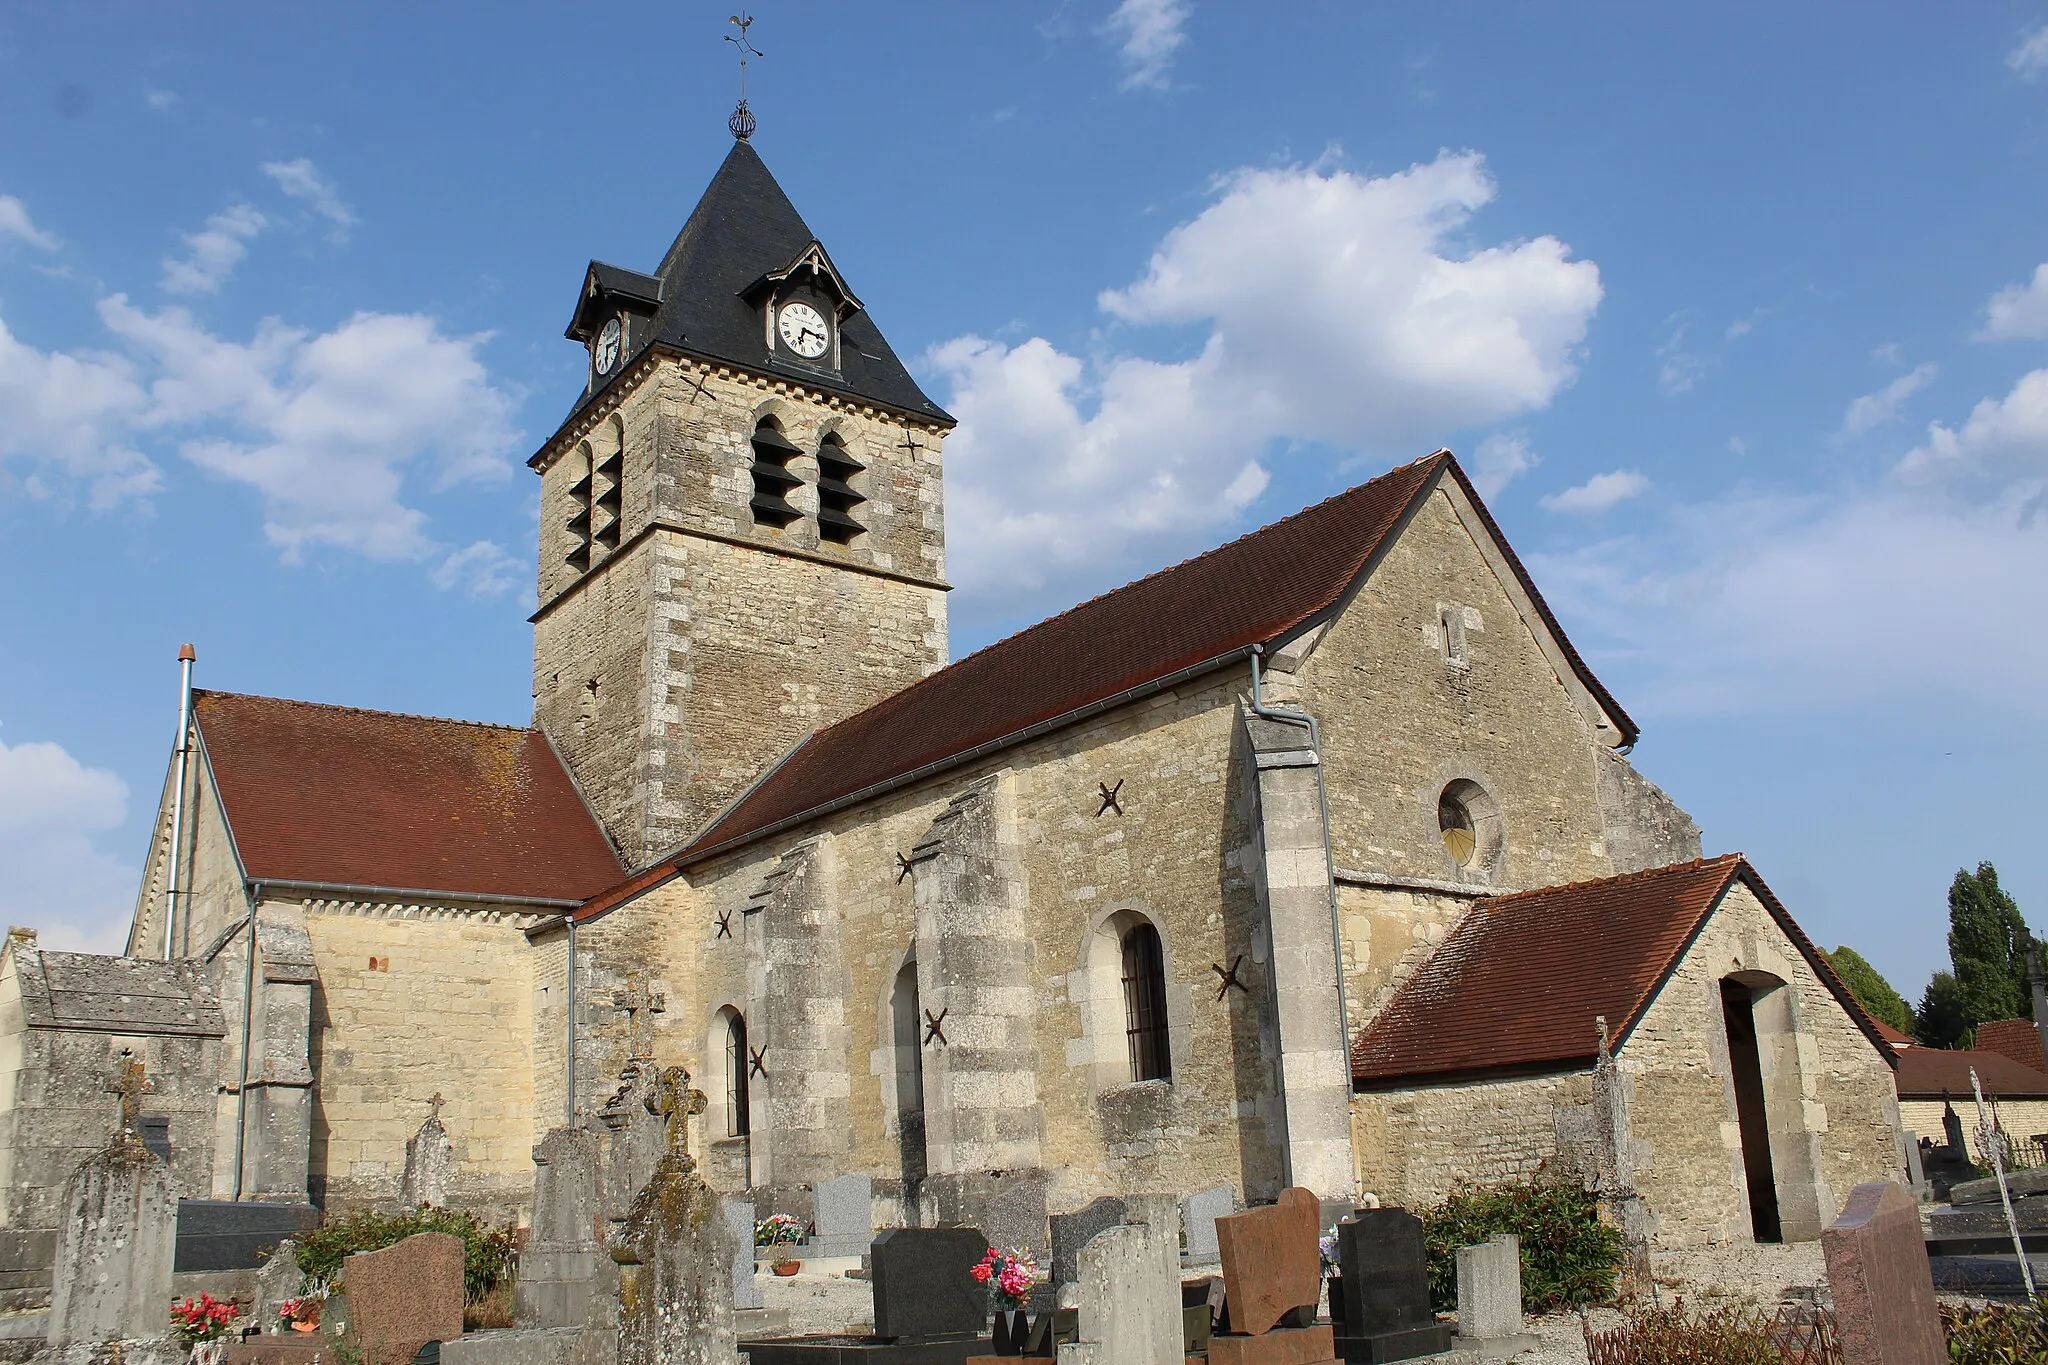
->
[0, 131, 1906, 1301]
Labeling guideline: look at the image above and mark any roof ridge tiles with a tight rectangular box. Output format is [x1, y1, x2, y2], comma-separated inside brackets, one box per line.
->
[194, 689, 534, 735]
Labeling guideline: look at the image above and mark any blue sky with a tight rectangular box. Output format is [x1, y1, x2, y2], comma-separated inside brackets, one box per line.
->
[1, 3, 2045, 1010]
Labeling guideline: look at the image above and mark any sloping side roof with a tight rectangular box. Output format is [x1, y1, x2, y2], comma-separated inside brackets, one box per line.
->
[1897, 1046, 2048, 1099]
[561, 139, 948, 430]
[194, 691, 623, 904]
[1351, 855, 1895, 1086]
[1975, 1018, 2046, 1074]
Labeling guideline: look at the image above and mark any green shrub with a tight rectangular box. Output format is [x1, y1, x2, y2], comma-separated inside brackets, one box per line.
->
[295, 1204, 519, 1304]
[1419, 1179, 1623, 1314]
[1941, 1299, 2048, 1363]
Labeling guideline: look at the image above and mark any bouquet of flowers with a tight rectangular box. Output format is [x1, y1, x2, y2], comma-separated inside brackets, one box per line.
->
[971, 1246, 1038, 1311]
[1319, 1230, 1340, 1276]
[170, 1292, 241, 1342]
[754, 1213, 805, 1248]
[279, 1288, 326, 1329]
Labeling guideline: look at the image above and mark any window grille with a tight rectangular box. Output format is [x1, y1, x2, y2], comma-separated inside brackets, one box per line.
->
[1120, 922, 1171, 1083]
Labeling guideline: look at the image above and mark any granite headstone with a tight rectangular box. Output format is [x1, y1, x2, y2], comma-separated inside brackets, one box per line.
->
[1182, 1185, 1234, 1265]
[1453, 1234, 1536, 1359]
[810, 1175, 876, 1259]
[1050, 1198, 1127, 1289]
[1822, 1182, 1944, 1365]
[871, 1227, 989, 1341]
[1334, 1209, 1451, 1362]
[345, 1231, 466, 1365]
[1215, 1187, 1322, 1337]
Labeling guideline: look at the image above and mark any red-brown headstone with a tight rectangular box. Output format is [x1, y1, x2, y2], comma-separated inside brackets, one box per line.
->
[1207, 1323, 1337, 1364]
[1215, 1186, 1322, 1337]
[1821, 1182, 1944, 1365]
[344, 1231, 465, 1365]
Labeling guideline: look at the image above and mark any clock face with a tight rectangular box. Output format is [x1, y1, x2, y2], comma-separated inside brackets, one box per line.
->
[594, 317, 622, 374]
[777, 302, 830, 359]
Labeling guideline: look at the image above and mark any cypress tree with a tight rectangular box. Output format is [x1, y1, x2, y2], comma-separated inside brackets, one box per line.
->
[1948, 861, 2030, 1030]
[1915, 970, 1972, 1049]
[1826, 945, 1915, 1034]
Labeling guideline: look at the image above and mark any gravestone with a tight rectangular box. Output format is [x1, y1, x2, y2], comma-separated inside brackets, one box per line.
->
[613, 1065, 739, 1365]
[345, 1231, 466, 1365]
[599, 1058, 669, 1236]
[254, 1239, 304, 1335]
[516, 1126, 613, 1333]
[1053, 1221, 1180, 1365]
[44, 1056, 178, 1357]
[724, 1197, 763, 1311]
[1452, 1234, 1536, 1360]
[1333, 1209, 1450, 1363]
[1821, 1182, 1944, 1365]
[810, 1175, 875, 1258]
[401, 1095, 454, 1208]
[1182, 1185, 1234, 1264]
[1215, 1188, 1322, 1337]
[1050, 1197, 1127, 1290]
[870, 1226, 989, 1342]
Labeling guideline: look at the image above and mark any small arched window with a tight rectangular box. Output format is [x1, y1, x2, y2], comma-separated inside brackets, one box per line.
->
[1436, 778, 1503, 882]
[722, 1010, 751, 1138]
[1120, 921, 1171, 1083]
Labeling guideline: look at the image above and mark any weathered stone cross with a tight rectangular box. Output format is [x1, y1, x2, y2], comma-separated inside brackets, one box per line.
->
[645, 1065, 706, 1156]
[612, 980, 666, 1059]
[105, 1053, 154, 1135]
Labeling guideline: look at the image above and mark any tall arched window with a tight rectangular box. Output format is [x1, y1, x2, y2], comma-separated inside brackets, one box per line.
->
[1120, 922, 1171, 1083]
[723, 1010, 751, 1138]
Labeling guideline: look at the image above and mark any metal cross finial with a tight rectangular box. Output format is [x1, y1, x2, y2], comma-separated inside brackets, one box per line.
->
[613, 980, 666, 1059]
[726, 14, 764, 140]
[105, 1052, 154, 1135]
[646, 1065, 707, 1156]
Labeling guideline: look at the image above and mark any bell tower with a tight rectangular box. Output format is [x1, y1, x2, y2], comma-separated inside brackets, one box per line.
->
[530, 136, 954, 867]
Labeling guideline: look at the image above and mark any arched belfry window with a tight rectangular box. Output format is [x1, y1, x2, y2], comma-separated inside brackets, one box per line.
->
[1120, 921, 1171, 1083]
[722, 1010, 751, 1138]
[815, 435, 866, 543]
[748, 419, 803, 529]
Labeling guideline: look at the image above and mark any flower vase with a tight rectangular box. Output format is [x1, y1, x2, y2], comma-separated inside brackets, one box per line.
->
[992, 1307, 1029, 1355]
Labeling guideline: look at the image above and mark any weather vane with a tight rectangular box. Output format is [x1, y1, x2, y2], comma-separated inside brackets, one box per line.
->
[726, 13, 763, 141]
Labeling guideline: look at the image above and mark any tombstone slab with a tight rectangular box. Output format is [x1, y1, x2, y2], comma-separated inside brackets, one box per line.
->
[1050, 1197, 1127, 1289]
[725, 1197, 763, 1311]
[518, 1127, 614, 1333]
[1452, 1234, 1536, 1360]
[344, 1231, 465, 1365]
[1183, 1185, 1234, 1265]
[45, 1136, 176, 1348]
[254, 1239, 305, 1336]
[1822, 1182, 1945, 1365]
[1052, 1221, 1180, 1365]
[870, 1227, 989, 1342]
[810, 1176, 876, 1259]
[1333, 1209, 1451, 1363]
[401, 1110, 454, 1208]
[1215, 1187, 1322, 1337]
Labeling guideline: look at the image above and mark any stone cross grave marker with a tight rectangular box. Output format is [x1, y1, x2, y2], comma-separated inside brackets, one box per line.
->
[616, 1064, 738, 1365]
[1335, 1208, 1452, 1362]
[516, 1125, 612, 1332]
[1822, 1181, 1945, 1365]
[613, 980, 666, 1060]
[345, 1230, 466, 1365]
[45, 1055, 176, 1350]
[106, 1051, 155, 1136]
[401, 1094, 453, 1208]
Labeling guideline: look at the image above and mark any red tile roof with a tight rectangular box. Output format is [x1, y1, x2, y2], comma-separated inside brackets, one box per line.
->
[195, 691, 623, 904]
[1896, 1046, 2048, 1100]
[1873, 1018, 1915, 1048]
[1974, 1018, 2047, 1074]
[1351, 855, 1894, 1086]
[570, 453, 1631, 920]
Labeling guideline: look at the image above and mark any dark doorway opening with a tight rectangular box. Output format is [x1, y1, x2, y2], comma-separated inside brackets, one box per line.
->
[1721, 978, 1782, 1242]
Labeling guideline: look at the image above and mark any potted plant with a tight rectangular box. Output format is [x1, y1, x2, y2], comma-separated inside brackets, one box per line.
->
[279, 1290, 326, 1333]
[170, 1292, 242, 1363]
[756, 1212, 805, 1275]
[972, 1246, 1038, 1354]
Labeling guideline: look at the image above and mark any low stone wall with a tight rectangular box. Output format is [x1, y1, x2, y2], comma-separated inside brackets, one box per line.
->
[1352, 1069, 1595, 1207]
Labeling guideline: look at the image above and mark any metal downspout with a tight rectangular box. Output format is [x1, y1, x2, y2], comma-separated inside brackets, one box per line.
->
[566, 914, 578, 1125]
[233, 881, 262, 1200]
[162, 645, 196, 960]
[1248, 644, 1355, 1088]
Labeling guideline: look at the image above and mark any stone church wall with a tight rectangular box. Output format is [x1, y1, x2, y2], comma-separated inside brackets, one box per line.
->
[532, 360, 950, 862]
[1351, 1070, 1596, 1206]
[1334, 882, 1481, 1035]
[300, 899, 544, 1222]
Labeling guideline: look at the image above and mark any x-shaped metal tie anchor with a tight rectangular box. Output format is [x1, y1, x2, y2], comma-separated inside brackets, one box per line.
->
[748, 1046, 769, 1078]
[895, 852, 914, 884]
[715, 908, 734, 939]
[923, 1007, 949, 1046]
[1212, 955, 1249, 1002]
[1097, 779, 1124, 816]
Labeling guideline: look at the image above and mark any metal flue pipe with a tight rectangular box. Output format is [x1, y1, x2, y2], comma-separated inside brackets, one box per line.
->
[162, 644, 196, 960]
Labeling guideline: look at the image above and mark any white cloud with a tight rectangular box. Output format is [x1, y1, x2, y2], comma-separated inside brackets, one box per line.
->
[0, 195, 59, 251]
[433, 540, 521, 597]
[1979, 264, 2048, 341]
[1842, 363, 1936, 433]
[1104, 0, 1190, 92]
[1656, 321, 1706, 395]
[2009, 25, 2048, 79]
[261, 158, 356, 240]
[933, 151, 1601, 624]
[1470, 431, 1539, 499]
[0, 314, 157, 506]
[160, 204, 267, 296]
[100, 298, 519, 562]
[1540, 469, 1648, 514]
[0, 726, 135, 954]
[144, 88, 178, 111]
[1536, 370, 2048, 718]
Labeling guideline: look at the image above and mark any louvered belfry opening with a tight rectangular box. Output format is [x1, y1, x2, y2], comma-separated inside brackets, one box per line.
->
[816, 435, 867, 543]
[565, 442, 594, 573]
[592, 444, 624, 555]
[749, 419, 804, 528]
[1120, 921, 1171, 1083]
